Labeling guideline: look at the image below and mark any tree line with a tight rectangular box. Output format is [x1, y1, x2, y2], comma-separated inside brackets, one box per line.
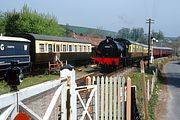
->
[0, 5, 65, 36]
[116, 27, 165, 45]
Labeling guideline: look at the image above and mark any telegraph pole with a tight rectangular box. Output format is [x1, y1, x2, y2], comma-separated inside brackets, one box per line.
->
[146, 18, 154, 69]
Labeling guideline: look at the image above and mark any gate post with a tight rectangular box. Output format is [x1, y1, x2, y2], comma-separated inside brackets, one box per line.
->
[60, 64, 77, 120]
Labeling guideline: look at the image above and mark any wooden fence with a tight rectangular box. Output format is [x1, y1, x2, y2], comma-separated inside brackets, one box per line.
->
[146, 69, 158, 101]
[0, 67, 133, 120]
[92, 76, 132, 120]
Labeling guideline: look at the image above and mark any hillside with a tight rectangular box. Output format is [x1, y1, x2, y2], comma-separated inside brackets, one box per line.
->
[63, 24, 117, 38]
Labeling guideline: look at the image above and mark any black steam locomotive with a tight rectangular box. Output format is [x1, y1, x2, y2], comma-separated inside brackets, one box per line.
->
[93, 37, 173, 70]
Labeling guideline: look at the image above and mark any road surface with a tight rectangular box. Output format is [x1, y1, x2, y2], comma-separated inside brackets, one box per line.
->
[165, 61, 180, 120]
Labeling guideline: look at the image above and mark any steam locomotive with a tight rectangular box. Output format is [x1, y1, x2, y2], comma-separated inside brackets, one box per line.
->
[93, 37, 173, 70]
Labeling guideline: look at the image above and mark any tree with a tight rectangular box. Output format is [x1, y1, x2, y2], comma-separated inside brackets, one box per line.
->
[4, 5, 65, 36]
[0, 11, 5, 34]
[130, 28, 144, 41]
[151, 30, 164, 40]
[116, 28, 130, 39]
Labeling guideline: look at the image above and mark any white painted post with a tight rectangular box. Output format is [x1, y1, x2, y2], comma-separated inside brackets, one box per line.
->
[113, 77, 117, 120]
[60, 65, 77, 120]
[101, 77, 104, 120]
[151, 77, 154, 95]
[118, 76, 121, 120]
[121, 77, 125, 120]
[147, 79, 150, 101]
[70, 69, 77, 120]
[94, 85, 98, 120]
[105, 77, 109, 120]
[61, 83, 67, 120]
[109, 77, 113, 120]
[10, 92, 19, 120]
[97, 76, 100, 120]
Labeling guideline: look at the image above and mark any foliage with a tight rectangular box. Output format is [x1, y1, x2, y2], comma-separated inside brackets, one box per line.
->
[116, 27, 147, 43]
[116, 28, 166, 45]
[129, 71, 144, 119]
[116, 27, 130, 39]
[0, 11, 5, 34]
[0, 74, 59, 95]
[3, 5, 65, 36]
[167, 40, 180, 55]
[152, 30, 164, 40]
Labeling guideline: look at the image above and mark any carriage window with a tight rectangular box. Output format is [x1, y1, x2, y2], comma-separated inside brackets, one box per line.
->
[75, 45, 77, 52]
[84, 46, 87, 52]
[69, 45, 72, 52]
[88, 46, 90, 52]
[60, 44, 62, 51]
[56, 45, 60, 52]
[39, 44, 45, 53]
[128, 45, 131, 52]
[72, 45, 75, 52]
[48, 44, 52, 52]
[80, 45, 82, 52]
[63, 45, 66, 52]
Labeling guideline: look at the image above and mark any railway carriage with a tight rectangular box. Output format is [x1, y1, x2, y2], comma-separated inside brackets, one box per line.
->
[0, 36, 30, 76]
[14, 33, 92, 67]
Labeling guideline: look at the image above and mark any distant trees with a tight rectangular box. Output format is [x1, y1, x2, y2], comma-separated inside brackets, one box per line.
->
[116, 27, 165, 45]
[0, 12, 5, 34]
[151, 30, 164, 40]
[0, 5, 65, 36]
[116, 27, 146, 43]
[116, 28, 130, 39]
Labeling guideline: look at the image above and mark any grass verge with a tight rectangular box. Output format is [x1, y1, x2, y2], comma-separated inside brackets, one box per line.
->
[0, 74, 59, 95]
[127, 56, 180, 120]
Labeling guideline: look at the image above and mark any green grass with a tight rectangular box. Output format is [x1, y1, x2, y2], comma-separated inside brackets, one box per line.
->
[127, 56, 180, 119]
[127, 66, 156, 119]
[0, 74, 59, 95]
[128, 71, 144, 118]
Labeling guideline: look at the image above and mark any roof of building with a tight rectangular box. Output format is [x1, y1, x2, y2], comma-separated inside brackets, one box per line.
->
[14, 33, 91, 44]
[71, 34, 103, 46]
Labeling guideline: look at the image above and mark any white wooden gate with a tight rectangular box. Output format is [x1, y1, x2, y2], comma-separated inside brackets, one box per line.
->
[0, 68, 131, 120]
[93, 76, 131, 120]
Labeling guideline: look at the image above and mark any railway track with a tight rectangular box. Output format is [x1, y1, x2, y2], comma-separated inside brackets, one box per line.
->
[76, 66, 135, 86]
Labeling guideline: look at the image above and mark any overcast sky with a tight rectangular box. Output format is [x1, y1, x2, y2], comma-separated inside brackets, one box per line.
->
[1, 0, 180, 37]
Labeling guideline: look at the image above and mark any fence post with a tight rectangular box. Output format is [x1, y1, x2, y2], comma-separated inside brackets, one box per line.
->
[60, 64, 77, 120]
[147, 79, 150, 101]
[140, 60, 149, 120]
[101, 77, 104, 120]
[105, 77, 109, 120]
[61, 83, 67, 120]
[126, 77, 131, 120]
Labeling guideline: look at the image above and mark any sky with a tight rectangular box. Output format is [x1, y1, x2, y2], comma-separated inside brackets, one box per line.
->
[0, 0, 180, 37]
